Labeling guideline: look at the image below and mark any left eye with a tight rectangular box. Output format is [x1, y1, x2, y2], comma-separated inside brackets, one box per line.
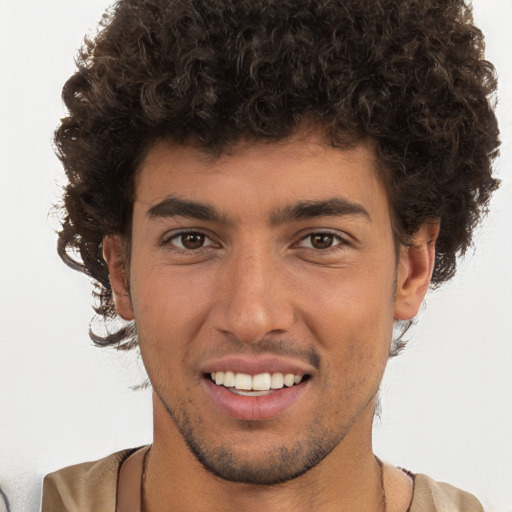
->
[298, 233, 343, 250]
[168, 232, 213, 250]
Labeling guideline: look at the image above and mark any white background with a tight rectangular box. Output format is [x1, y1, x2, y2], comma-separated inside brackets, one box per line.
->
[0, 1, 511, 511]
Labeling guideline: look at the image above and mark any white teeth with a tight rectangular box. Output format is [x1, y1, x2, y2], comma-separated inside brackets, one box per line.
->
[210, 371, 306, 391]
[252, 373, 271, 391]
[234, 373, 252, 390]
[223, 371, 235, 388]
[231, 389, 272, 397]
[283, 374, 295, 387]
[270, 372, 284, 389]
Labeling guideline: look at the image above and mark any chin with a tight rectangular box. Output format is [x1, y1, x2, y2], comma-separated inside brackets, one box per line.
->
[188, 442, 329, 485]
[173, 415, 340, 485]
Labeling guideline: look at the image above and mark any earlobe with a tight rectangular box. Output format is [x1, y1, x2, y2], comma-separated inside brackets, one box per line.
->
[394, 222, 440, 320]
[102, 235, 134, 320]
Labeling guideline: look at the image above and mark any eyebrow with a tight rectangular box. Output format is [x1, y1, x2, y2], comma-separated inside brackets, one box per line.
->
[146, 196, 227, 222]
[146, 195, 370, 225]
[270, 198, 371, 225]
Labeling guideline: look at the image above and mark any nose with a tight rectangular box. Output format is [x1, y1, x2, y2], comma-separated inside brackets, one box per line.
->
[212, 246, 295, 344]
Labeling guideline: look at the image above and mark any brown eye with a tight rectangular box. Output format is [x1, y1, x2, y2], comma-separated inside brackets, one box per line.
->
[298, 232, 345, 250]
[310, 234, 335, 249]
[166, 231, 213, 250]
[180, 233, 206, 250]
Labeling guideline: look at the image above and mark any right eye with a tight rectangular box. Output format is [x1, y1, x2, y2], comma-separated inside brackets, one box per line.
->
[165, 231, 215, 251]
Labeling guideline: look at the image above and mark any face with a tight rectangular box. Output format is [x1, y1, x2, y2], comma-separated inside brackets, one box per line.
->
[105, 133, 433, 485]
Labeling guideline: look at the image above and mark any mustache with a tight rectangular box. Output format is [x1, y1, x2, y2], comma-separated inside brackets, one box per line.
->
[197, 335, 322, 371]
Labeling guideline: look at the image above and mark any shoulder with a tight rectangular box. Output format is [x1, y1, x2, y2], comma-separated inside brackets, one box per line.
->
[409, 473, 484, 512]
[41, 447, 142, 512]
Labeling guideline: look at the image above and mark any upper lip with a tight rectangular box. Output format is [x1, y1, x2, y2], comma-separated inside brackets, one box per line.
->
[199, 355, 315, 376]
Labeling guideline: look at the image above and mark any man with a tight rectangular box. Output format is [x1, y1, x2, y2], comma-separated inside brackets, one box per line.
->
[42, 0, 500, 510]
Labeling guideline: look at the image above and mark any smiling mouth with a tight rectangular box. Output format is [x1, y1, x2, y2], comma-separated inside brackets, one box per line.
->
[208, 371, 310, 396]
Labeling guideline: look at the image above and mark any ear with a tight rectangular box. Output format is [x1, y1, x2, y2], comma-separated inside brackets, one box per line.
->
[394, 222, 440, 320]
[102, 235, 134, 320]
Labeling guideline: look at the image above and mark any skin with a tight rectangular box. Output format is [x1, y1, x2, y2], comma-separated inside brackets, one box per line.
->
[104, 131, 438, 511]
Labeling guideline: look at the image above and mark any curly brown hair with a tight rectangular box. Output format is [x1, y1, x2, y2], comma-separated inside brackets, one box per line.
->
[56, 0, 500, 349]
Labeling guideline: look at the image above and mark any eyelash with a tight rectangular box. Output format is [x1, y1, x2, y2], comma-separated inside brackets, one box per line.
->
[161, 229, 349, 254]
[161, 230, 217, 253]
[296, 231, 349, 252]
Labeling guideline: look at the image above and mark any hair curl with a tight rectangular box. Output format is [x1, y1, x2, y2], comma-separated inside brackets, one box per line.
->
[56, 0, 500, 349]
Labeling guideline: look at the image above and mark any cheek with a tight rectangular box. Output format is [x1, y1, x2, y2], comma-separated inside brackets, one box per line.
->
[296, 265, 395, 389]
[129, 265, 213, 358]
[298, 265, 396, 342]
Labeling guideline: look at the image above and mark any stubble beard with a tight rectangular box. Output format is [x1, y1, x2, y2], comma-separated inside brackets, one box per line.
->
[156, 388, 343, 485]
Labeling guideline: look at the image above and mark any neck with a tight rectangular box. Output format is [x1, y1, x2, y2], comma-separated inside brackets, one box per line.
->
[143, 395, 385, 512]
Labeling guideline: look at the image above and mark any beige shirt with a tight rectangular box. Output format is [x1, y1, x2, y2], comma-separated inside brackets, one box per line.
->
[42, 447, 484, 512]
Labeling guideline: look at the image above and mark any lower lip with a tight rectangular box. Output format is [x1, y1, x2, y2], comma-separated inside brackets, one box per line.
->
[203, 378, 308, 421]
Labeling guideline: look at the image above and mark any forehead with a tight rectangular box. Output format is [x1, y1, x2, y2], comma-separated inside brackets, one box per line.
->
[134, 133, 390, 223]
